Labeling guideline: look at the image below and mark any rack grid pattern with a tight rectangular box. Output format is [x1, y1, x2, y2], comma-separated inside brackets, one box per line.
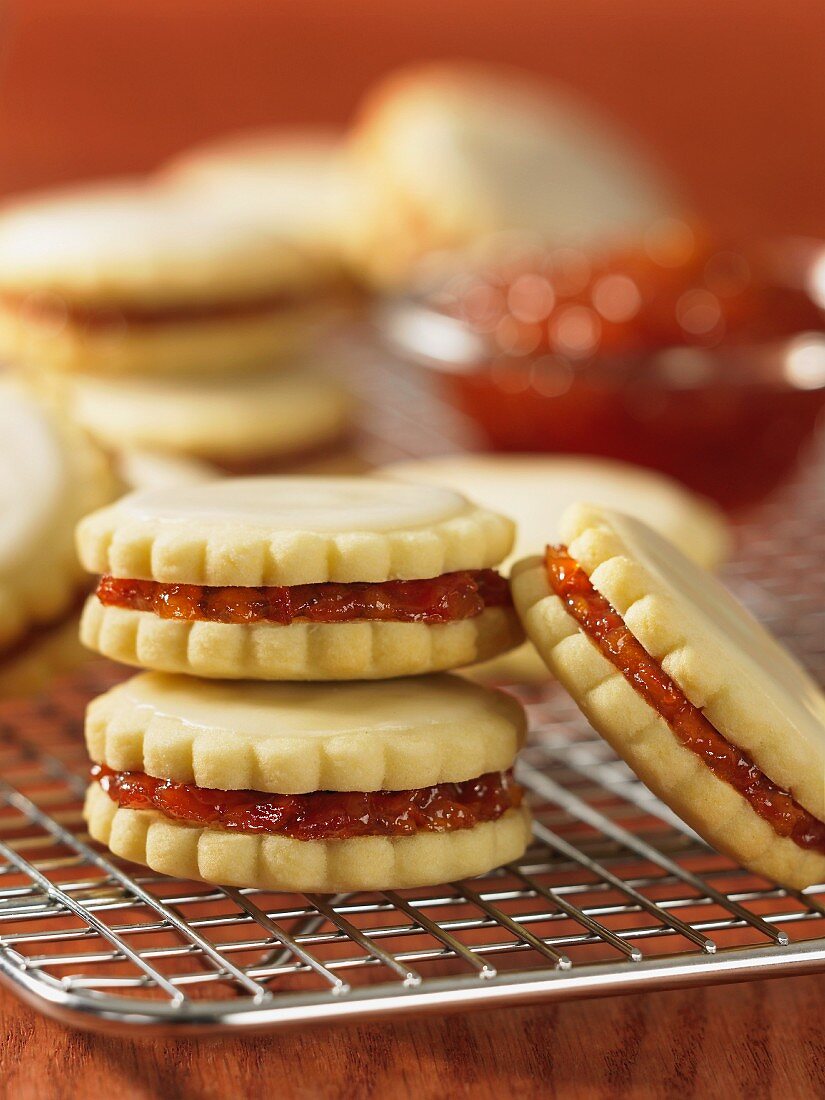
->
[0, 352, 823, 1033]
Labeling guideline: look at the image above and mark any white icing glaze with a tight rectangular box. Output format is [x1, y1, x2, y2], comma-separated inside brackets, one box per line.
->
[113, 476, 469, 533]
[600, 509, 825, 751]
[385, 455, 728, 569]
[0, 381, 68, 572]
[117, 671, 514, 742]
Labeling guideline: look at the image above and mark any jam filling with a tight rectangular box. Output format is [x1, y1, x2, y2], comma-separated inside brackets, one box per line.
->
[545, 547, 825, 854]
[3, 281, 359, 331]
[96, 569, 511, 626]
[3, 289, 312, 329]
[92, 765, 522, 839]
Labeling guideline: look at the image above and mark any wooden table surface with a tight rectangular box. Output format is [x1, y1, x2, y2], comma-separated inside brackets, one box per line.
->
[2, 972, 823, 1099]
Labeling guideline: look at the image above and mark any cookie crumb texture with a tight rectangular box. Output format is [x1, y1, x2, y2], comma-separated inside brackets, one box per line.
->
[85, 783, 531, 892]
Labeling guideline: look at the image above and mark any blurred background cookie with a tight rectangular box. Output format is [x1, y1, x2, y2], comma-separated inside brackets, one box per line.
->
[0, 377, 118, 690]
[384, 453, 729, 569]
[0, 179, 353, 377]
[164, 127, 363, 273]
[68, 364, 355, 476]
[347, 63, 680, 289]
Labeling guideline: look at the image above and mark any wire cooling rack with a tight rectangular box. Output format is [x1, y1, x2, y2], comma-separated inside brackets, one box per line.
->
[0, 347, 823, 1034]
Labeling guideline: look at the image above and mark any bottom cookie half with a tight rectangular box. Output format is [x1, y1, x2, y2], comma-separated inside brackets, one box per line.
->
[85, 782, 532, 892]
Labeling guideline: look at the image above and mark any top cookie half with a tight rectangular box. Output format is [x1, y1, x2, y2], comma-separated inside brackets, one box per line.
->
[77, 476, 514, 586]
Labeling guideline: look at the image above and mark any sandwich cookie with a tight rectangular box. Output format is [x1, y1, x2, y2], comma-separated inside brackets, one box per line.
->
[511, 504, 825, 888]
[84, 672, 532, 891]
[0, 180, 351, 377]
[385, 455, 729, 682]
[347, 62, 679, 289]
[77, 476, 522, 679]
[69, 367, 354, 474]
[0, 378, 118, 661]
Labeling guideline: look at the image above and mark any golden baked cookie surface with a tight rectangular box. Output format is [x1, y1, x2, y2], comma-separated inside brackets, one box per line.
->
[85, 670, 526, 793]
[77, 476, 515, 586]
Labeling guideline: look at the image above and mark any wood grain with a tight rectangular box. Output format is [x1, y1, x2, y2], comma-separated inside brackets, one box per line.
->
[2, 975, 824, 1100]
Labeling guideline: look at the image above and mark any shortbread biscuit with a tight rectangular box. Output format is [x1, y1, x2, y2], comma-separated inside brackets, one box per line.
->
[69, 368, 353, 467]
[84, 671, 531, 891]
[77, 476, 521, 678]
[347, 63, 679, 288]
[0, 378, 118, 656]
[512, 504, 825, 888]
[0, 179, 349, 375]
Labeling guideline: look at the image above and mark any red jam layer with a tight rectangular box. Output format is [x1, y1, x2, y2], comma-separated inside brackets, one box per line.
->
[3, 285, 355, 330]
[545, 547, 825, 854]
[92, 765, 522, 839]
[96, 570, 511, 626]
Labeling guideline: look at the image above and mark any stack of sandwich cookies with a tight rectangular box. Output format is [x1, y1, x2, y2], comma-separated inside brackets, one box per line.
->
[78, 475, 531, 889]
[77, 477, 522, 680]
[511, 503, 825, 889]
[84, 673, 531, 891]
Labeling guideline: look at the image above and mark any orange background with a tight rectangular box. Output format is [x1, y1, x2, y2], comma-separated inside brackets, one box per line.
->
[1, 0, 824, 238]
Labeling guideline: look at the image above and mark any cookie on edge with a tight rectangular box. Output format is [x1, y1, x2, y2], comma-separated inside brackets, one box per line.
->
[511, 503, 825, 888]
[77, 476, 523, 680]
[84, 671, 532, 892]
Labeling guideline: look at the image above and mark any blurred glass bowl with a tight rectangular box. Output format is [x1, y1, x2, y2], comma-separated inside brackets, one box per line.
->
[380, 233, 825, 509]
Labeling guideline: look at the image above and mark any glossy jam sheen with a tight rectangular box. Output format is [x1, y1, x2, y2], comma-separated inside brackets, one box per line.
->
[433, 239, 825, 508]
[545, 546, 825, 854]
[93, 765, 523, 839]
[96, 569, 512, 625]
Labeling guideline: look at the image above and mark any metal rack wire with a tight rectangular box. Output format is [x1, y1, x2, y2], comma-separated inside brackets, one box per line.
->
[0, 349, 823, 1034]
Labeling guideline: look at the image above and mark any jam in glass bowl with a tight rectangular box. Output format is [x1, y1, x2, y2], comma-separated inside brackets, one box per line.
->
[380, 225, 825, 509]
